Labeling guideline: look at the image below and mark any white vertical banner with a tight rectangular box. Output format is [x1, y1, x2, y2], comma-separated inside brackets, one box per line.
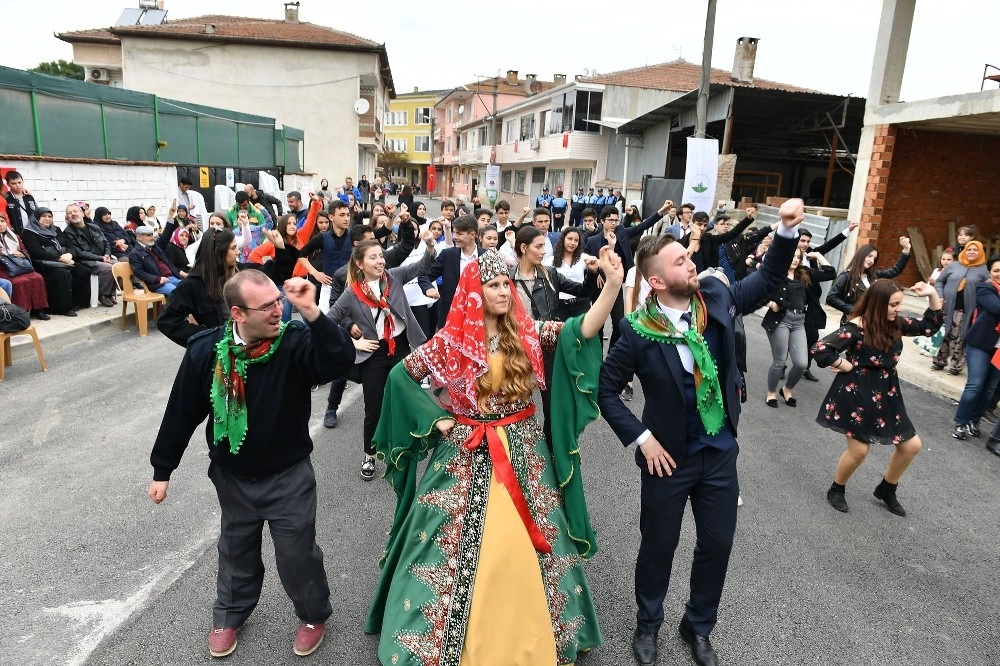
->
[682, 137, 719, 213]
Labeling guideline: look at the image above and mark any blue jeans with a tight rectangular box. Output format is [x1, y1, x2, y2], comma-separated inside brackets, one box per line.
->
[766, 311, 807, 392]
[954, 345, 1000, 424]
[151, 276, 182, 296]
[0, 278, 11, 299]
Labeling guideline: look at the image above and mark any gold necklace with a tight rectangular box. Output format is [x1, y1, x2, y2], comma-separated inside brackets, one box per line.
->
[487, 333, 500, 355]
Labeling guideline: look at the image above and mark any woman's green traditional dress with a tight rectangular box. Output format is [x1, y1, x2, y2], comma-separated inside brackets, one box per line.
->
[365, 316, 604, 665]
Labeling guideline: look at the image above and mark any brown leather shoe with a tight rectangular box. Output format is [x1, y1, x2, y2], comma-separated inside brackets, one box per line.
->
[208, 626, 238, 658]
[293, 622, 324, 656]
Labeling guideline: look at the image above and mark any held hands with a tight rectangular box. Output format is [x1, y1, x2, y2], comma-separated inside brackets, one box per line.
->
[830, 358, 854, 374]
[899, 236, 911, 252]
[597, 244, 624, 284]
[638, 436, 677, 477]
[436, 418, 456, 438]
[658, 199, 674, 215]
[283, 277, 319, 318]
[910, 281, 935, 298]
[767, 301, 780, 312]
[420, 229, 436, 247]
[584, 256, 600, 273]
[148, 480, 168, 504]
[778, 198, 805, 229]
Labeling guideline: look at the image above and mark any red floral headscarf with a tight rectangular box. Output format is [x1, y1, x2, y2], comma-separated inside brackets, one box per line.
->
[411, 249, 545, 416]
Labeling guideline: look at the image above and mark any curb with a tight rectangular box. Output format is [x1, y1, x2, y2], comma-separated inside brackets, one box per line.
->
[8, 311, 158, 363]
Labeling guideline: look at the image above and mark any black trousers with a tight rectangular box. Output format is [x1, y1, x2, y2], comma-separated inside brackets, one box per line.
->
[634, 444, 739, 637]
[608, 291, 625, 351]
[34, 262, 90, 313]
[359, 335, 410, 456]
[805, 324, 820, 369]
[209, 458, 332, 629]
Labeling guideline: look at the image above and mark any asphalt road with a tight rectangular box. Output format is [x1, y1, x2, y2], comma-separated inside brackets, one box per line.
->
[1, 217, 999, 665]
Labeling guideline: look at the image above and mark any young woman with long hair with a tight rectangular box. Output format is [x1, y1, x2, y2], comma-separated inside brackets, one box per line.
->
[365, 246, 624, 665]
[813, 279, 943, 516]
[826, 237, 912, 323]
[328, 230, 437, 481]
[549, 227, 594, 320]
[761, 248, 835, 408]
[932, 240, 989, 375]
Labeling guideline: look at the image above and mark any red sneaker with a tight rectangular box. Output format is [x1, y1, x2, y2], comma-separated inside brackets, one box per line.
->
[293, 622, 325, 656]
[208, 626, 238, 658]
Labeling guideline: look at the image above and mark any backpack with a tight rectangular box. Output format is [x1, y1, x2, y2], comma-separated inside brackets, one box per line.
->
[0, 301, 30, 332]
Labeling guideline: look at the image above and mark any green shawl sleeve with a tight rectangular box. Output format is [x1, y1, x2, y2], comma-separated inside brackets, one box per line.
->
[550, 314, 603, 559]
[373, 362, 451, 562]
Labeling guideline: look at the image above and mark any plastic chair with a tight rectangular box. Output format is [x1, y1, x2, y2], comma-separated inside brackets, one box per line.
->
[111, 262, 166, 337]
[0, 290, 48, 380]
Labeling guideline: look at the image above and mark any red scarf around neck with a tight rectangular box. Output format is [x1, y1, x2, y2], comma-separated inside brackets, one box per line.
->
[352, 275, 396, 354]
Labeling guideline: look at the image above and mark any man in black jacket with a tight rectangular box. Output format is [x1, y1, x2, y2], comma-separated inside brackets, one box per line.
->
[4, 171, 37, 235]
[62, 203, 118, 306]
[244, 184, 283, 224]
[148, 273, 354, 659]
[681, 211, 754, 274]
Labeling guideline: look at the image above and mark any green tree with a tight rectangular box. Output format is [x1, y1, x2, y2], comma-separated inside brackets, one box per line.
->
[29, 60, 85, 81]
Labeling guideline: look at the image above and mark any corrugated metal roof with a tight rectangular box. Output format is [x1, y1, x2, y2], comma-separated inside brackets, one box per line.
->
[583, 59, 818, 94]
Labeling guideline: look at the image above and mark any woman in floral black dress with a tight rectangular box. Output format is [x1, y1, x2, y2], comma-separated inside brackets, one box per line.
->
[812, 279, 943, 516]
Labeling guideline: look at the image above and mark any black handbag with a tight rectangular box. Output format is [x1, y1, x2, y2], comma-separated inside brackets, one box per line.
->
[0, 253, 33, 277]
[0, 301, 30, 332]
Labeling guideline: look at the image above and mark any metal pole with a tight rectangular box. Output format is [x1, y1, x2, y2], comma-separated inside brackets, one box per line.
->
[100, 102, 109, 159]
[236, 123, 241, 166]
[622, 133, 629, 202]
[490, 77, 498, 162]
[696, 0, 718, 138]
[823, 131, 839, 207]
[29, 91, 43, 156]
[153, 95, 161, 161]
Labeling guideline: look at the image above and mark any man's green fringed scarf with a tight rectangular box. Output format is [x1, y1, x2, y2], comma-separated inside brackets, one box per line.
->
[211, 320, 288, 454]
[625, 292, 725, 435]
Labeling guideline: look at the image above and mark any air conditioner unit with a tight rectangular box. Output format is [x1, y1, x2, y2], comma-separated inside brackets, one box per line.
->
[529, 138, 540, 150]
[88, 68, 110, 82]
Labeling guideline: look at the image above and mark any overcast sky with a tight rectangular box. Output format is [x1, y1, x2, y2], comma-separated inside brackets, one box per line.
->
[5, 0, 999, 103]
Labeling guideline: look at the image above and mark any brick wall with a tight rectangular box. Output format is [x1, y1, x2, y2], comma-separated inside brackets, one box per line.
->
[859, 125, 1000, 284]
[1, 158, 177, 228]
[716, 153, 737, 205]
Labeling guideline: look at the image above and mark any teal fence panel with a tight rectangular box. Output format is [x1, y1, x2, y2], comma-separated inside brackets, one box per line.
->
[0, 89, 36, 155]
[35, 95, 104, 159]
[104, 105, 157, 161]
[239, 124, 274, 167]
[199, 117, 239, 165]
[157, 113, 199, 164]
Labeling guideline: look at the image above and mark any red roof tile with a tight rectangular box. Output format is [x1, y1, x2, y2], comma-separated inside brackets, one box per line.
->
[583, 59, 817, 94]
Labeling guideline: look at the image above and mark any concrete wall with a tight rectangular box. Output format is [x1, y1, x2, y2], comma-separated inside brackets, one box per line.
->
[605, 122, 670, 186]
[860, 125, 1000, 284]
[120, 37, 387, 187]
[1, 158, 177, 225]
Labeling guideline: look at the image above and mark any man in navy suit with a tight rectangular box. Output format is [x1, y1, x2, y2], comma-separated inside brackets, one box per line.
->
[418, 215, 485, 328]
[598, 199, 804, 666]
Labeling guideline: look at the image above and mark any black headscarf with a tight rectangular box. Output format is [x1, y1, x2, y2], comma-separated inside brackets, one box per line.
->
[25, 207, 57, 239]
[94, 206, 113, 224]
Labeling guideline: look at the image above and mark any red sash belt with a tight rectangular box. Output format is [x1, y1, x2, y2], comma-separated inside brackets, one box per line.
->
[454, 405, 552, 554]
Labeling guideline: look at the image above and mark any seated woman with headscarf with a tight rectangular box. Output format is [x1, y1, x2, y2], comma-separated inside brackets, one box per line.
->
[94, 207, 134, 260]
[20, 208, 91, 316]
[365, 246, 624, 665]
[0, 211, 50, 319]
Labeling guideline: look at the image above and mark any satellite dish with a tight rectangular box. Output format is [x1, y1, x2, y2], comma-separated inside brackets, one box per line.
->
[457, 104, 465, 116]
[353, 98, 370, 115]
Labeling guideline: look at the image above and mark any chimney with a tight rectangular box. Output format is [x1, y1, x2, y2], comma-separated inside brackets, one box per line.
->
[284, 1, 300, 23]
[506, 69, 518, 85]
[524, 73, 537, 94]
[413, 86, 419, 93]
[553, 73, 566, 86]
[732, 36, 759, 83]
[204, 23, 215, 34]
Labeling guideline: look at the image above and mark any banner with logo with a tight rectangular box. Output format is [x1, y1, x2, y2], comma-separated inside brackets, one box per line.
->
[485, 164, 500, 206]
[682, 137, 719, 214]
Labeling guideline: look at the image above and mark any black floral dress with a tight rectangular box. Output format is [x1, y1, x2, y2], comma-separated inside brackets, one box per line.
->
[812, 308, 944, 445]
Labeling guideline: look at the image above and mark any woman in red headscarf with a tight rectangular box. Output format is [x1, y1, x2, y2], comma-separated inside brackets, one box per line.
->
[365, 245, 624, 665]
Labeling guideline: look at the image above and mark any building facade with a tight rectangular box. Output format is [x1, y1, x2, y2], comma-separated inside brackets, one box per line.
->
[58, 4, 394, 188]
[383, 89, 446, 191]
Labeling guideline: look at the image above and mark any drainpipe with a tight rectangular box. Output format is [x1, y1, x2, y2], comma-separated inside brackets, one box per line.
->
[100, 102, 109, 159]
[29, 91, 43, 155]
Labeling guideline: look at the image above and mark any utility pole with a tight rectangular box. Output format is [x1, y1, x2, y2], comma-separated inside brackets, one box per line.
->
[490, 76, 498, 163]
[695, 0, 717, 138]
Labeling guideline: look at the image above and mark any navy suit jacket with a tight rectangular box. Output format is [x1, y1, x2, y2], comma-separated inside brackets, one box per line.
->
[418, 246, 486, 327]
[598, 230, 798, 464]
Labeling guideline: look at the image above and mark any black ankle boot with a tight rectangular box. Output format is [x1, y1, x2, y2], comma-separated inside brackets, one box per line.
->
[874, 478, 906, 516]
[827, 482, 848, 512]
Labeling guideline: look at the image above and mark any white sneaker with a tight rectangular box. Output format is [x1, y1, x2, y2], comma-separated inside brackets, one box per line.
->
[737, 494, 744, 507]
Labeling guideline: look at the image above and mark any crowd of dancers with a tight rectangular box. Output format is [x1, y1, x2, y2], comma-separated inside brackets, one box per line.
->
[145, 188, 991, 665]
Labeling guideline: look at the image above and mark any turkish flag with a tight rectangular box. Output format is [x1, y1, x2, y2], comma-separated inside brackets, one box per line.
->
[427, 165, 437, 193]
[563, 132, 569, 148]
[514, 140, 519, 153]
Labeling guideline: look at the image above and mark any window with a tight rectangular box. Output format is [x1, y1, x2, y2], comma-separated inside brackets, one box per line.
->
[519, 114, 537, 141]
[573, 91, 603, 132]
[504, 120, 518, 144]
[385, 111, 408, 126]
[547, 169, 565, 192]
[550, 92, 574, 133]
[445, 137, 451, 153]
[478, 127, 488, 146]
[514, 170, 527, 194]
[413, 136, 430, 152]
[571, 168, 593, 195]
[415, 107, 432, 124]
[540, 110, 551, 136]
[501, 170, 512, 192]
[386, 138, 407, 152]
[466, 131, 477, 150]
[388, 166, 407, 179]
[447, 107, 452, 123]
